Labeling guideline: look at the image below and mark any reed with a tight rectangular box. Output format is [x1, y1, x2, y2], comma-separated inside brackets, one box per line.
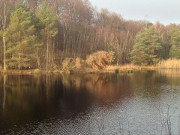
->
[157, 59, 180, 69]
[104, 64, 155, 73]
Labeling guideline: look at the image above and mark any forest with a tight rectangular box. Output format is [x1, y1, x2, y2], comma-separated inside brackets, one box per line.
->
[0, 0, 180, 71]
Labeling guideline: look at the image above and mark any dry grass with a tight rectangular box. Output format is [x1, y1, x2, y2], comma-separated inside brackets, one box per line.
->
[156, 59, 180, 69]
[1, 69, 42, 75]
[104, 59, 180, 73]
[104, 64, 155, 73]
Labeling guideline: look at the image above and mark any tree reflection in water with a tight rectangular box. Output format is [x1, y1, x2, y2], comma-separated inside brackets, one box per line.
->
[0, 71, 180, 134]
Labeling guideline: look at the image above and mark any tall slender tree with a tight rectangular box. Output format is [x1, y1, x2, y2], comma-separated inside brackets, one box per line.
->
[5, 3, 39, 69]
[2, 2, 7, 70]
[36, 3, 58, 70]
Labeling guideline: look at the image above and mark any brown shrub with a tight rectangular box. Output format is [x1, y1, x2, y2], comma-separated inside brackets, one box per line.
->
[86, 51, 115, 71]
[62, 57, 86, 72]
[62, 58, 75, 71]
[62, 51, 115, 72]
[75, 57, 82, 69]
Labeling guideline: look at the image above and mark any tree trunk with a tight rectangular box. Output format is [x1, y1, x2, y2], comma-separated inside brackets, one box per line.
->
[2, 3, 7, 71]
[46, 36, 49, 71]
[3, 33, 6, 70]
[37, 48, 40, 69]
[18, 54, 21, 70]
[3, 74, 7, 111]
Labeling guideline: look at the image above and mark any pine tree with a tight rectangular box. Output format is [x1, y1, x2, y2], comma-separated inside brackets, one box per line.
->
[5, 3, 39, 69]
[36, 3, 58, 71]
[131, 26, 162, 65]
[169, 27, 180, 58]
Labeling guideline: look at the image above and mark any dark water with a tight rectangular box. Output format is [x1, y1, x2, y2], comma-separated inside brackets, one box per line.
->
[1, 70, 180, 134]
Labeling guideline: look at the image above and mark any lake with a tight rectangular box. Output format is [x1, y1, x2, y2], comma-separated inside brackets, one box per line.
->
[1, 70, 180, 134]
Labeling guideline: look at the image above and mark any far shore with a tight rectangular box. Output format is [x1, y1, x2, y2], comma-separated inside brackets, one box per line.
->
[0, 65, 174, 75]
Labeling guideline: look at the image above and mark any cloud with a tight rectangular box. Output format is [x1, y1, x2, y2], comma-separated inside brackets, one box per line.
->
[89, 0, 180, 25]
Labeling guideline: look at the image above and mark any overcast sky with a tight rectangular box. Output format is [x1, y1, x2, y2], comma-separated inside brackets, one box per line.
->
[89, 0, 180, 25]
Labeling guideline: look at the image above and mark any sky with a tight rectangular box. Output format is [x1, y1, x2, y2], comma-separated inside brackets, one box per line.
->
[89, 0, 180, 25]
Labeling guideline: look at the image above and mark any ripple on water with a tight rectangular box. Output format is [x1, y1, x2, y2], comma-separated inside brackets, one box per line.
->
[1, 71, 180, 134]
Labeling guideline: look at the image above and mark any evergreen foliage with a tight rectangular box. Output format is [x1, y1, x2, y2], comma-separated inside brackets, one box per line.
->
[5, 3, 39, 69]
[169, 27, 180, 58]
[36, 3, 58, 70]
[131, 26, 162, 65]
[36, 3, 58, 38]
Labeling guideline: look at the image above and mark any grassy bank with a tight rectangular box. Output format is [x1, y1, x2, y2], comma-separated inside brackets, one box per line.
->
[1, 59, 180, 75]
[0, 65, 154, 75]
[156, 59, 180, 69]
[0, 69, 61, 75]
[103, 64, 156, 73]
[104, 59, 180, 73]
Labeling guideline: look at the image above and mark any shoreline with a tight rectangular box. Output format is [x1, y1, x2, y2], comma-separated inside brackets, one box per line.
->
[0, 65, 159, 75]
[1, 64, 180, 75]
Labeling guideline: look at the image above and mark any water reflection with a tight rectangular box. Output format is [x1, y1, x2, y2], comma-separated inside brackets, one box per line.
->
[0, 70, 180, 134]
[61, 74, 133, 101]
[157, 69, 180, 86]
[0, 74, 62, 130]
